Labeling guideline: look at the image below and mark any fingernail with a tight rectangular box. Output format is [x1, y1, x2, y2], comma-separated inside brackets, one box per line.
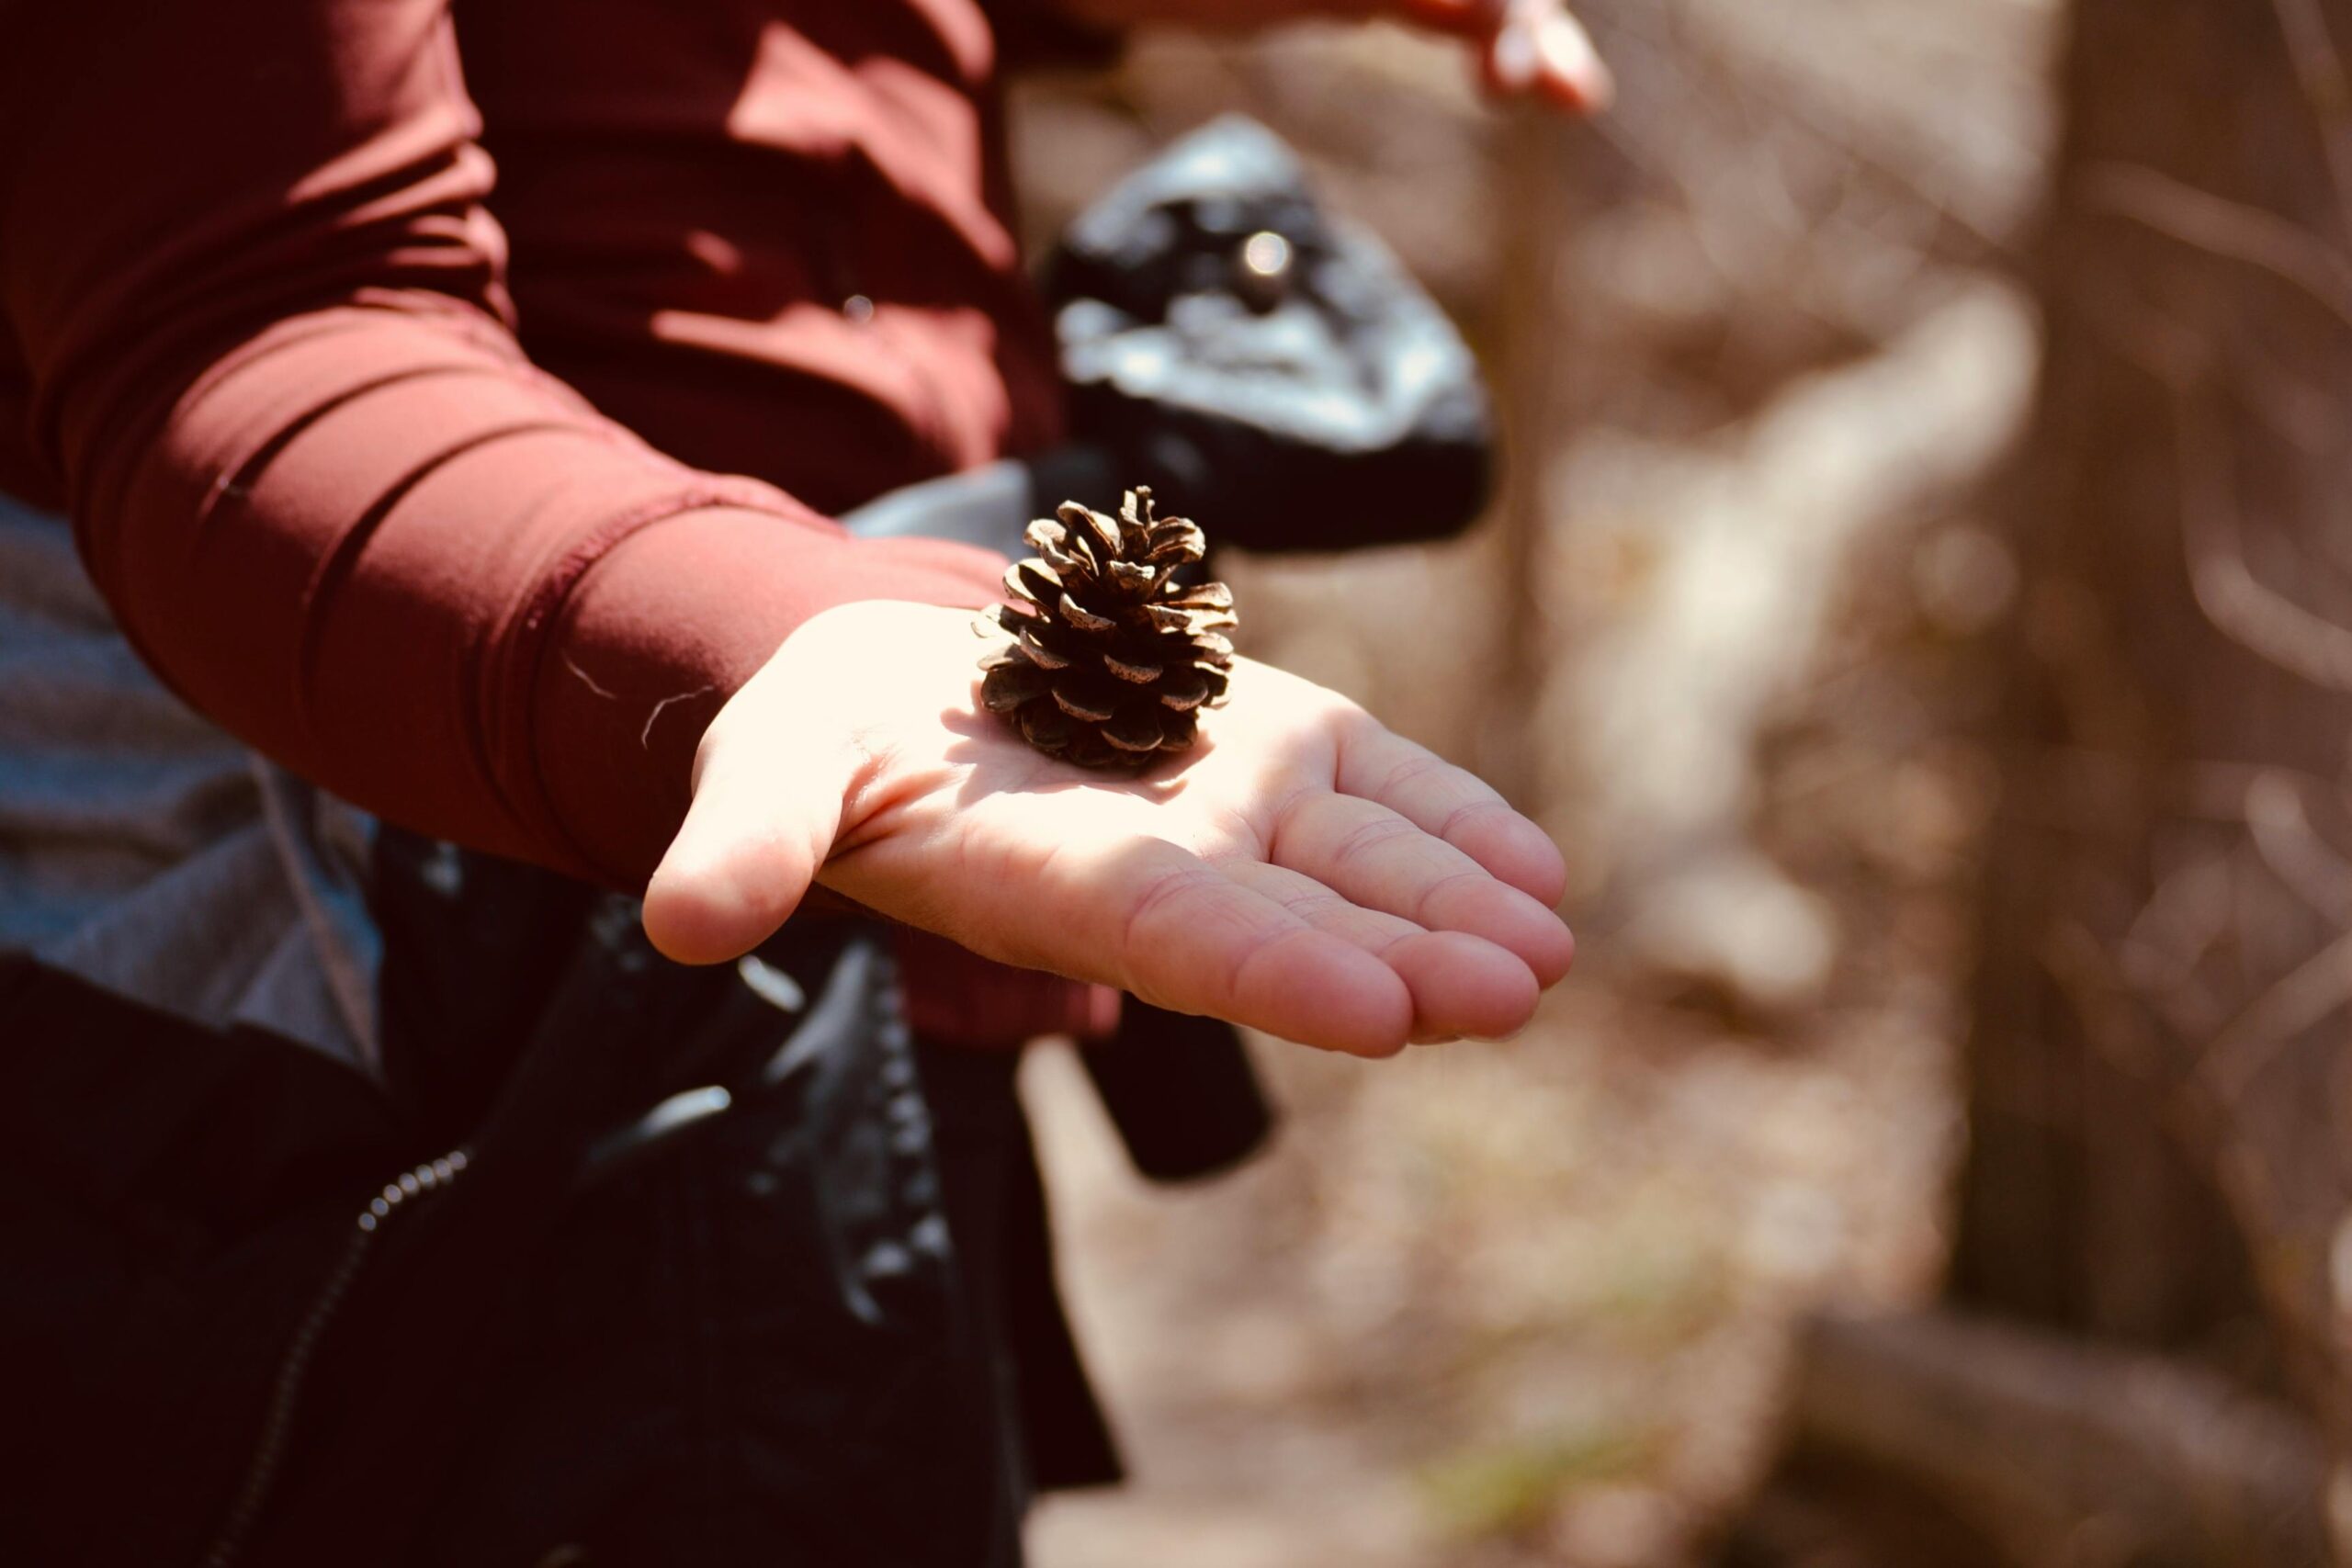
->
[1539, 13, 1614, 109]
[1490, 24, 1540, 92]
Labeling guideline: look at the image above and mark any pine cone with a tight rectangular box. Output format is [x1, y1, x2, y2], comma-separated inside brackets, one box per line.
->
[978, 488, 1238, 771]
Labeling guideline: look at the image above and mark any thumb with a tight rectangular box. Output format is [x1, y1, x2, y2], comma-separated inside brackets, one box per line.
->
[640, 686, 850, 965]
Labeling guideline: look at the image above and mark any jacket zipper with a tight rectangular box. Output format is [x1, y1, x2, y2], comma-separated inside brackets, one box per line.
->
[200, 1146, 473, 1568]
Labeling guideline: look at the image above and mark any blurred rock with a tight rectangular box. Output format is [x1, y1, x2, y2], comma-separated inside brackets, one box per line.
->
[1548, 1483, 1687, 1568]
[1549, 282, 2037, 909]
[2331, 1462, 2352, 1567]
[1913, 524, 2020, 637]
[1621, 850, 1841, 1019]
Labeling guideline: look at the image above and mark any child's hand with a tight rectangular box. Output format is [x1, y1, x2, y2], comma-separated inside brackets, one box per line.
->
[642, 601, 1574, 1057]
[1060, 0, 1612, 116]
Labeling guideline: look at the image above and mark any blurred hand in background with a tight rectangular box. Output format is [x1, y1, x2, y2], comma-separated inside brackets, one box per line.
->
[1055, 0, 1613, 113]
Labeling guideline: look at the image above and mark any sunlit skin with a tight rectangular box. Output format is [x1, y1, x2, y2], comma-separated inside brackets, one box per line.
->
[1056, 0, 1614, 114]
[642, 603, 1575, 1056]
[643, 3, 1604, 1055]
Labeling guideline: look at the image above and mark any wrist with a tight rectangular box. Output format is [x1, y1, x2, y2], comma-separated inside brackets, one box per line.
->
[648, 598, 989, 964]
[545, 496, 993, 886]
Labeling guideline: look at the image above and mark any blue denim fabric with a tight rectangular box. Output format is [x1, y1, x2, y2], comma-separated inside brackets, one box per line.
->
[0, 496, 382, 1073]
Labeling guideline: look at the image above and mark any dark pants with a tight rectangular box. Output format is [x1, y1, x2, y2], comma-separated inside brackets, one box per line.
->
[0, 901, 1098, 1567]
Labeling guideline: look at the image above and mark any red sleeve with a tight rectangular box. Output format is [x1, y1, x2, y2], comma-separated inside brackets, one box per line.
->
[0, 0, 1002, 888]
[979, 0, 1126, 68]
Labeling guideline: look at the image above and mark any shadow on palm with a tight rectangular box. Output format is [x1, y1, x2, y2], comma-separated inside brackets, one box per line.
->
[934, 695, 1204, 811]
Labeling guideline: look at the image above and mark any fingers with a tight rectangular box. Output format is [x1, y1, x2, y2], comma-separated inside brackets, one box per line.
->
[1106, 842, 1416, 1056]
[1404, 0, 1612, 113]
[833, 823, 1421, 1055]
[1227, 861, 1541, 1041]
[1270, 792, 1576, 986]
[1487, 2, 1612, 113]
[1333, 721, 1573, 907]
[641, 699, 847, 966]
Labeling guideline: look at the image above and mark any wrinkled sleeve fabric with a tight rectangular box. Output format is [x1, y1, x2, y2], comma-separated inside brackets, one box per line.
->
[0, 0, 1004, 888]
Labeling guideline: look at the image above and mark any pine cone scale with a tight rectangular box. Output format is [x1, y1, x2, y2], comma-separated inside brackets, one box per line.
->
[979, 660, 1046, 714]
[1020, 637, 1072, 672]
[1155, 669, 1211, 712]
[1049, 683, 1118, 723]
[1103, 707, 1166, 753]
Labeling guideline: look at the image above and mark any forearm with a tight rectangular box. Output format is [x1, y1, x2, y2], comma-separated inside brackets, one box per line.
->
[5, 0, 1002, 889]
[91, 304, 992, 886]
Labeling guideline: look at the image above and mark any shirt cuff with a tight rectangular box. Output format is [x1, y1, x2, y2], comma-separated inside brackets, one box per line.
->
[526, 502, 1008, 888]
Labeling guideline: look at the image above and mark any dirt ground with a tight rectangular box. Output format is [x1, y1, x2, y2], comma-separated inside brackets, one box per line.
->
[1010, 5, 2064, 1562]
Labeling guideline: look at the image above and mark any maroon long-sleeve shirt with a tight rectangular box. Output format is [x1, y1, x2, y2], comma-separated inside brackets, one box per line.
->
[1, 0, 1112, 1041]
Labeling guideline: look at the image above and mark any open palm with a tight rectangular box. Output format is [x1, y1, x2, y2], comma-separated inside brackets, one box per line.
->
[642, 601, 1572, 1056]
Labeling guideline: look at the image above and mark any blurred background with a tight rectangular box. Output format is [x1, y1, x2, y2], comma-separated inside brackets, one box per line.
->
[1003, 3, 2352, 1564]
